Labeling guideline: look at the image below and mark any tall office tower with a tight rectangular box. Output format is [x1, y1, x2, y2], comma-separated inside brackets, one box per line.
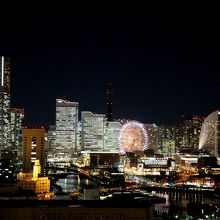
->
[81, 111, 105, 151]
[144, 124, 159, 152]
[55, 99, 79, 159]
[11, 108, 24, 149]
[178, 115, 204, 149]
[158, 125, 178, 156]
[106, 82, 113, 122]
[104, 121, 122, 152]
[0, 56, 11, 150]
[22, 128, 45, 173]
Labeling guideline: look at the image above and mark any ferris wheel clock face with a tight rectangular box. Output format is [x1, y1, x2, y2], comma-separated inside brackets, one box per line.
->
[118, 121, 148, 154]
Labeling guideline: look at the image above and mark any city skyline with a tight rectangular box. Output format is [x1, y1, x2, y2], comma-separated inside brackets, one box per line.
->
[0, 7, 220, 219]
[0, 7, 220, 126]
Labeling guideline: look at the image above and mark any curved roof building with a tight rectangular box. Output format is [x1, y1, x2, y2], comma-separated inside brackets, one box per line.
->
[199, 110, 220, 157]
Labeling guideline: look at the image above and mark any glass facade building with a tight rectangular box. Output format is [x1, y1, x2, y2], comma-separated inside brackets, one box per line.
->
[158, 125, 177, 156]
[55, 99, 79, 159]
[11, 108, 24, 149]
[104, 121, 122, 152]
[178, 115, 204, 149]
[81, 111, 105, 152]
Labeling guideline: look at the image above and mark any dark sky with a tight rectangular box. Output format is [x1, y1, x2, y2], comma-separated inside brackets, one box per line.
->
[1, 7, 220, 126]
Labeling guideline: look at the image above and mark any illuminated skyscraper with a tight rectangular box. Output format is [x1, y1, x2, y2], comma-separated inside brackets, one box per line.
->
[104, 121, 122, 152]
[144, 124, 159, 152]
[55, 99, 79, 159]
[178, 115, 204, 149]
[11, 108, 24, 149]
[158, 125, 178, 156]
[81, 111, 105, 151]
[0, 56, 11, 150]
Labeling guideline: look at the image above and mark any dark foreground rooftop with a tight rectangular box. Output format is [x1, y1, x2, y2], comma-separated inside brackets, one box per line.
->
[0, 200, 154, 220]
[0, 199, 152, 208]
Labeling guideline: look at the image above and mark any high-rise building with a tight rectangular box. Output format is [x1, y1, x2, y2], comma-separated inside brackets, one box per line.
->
[178, 115, 204, 149]
[144, 124, 159, 152]
[104, 121, 122, 152]
[55, 99, 79, 159]
[158, 125, 178, 156]
[0, 56, 11, 150]
[11, 108, 24, 149]
[81, 111, 105, 152]
[22, 128, 45, 173]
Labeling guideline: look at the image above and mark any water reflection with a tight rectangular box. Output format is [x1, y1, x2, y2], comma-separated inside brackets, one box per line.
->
[56, 174, 93, 193]
[153, 192, 189, 216]
[152, 190, 218, 217]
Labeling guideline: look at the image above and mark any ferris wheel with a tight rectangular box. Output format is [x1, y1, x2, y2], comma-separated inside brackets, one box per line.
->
[118, 121, 148, 154]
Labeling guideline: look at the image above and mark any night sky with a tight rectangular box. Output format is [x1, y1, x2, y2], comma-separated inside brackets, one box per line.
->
[1, 7, 220, 126]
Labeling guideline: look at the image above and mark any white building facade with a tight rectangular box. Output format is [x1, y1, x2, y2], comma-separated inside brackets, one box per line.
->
[104, 121, 122, 152]
[81, 111, 105, 152]
[55, 99, 79, 160]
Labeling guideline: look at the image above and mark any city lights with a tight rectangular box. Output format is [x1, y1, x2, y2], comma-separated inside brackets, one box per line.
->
[0, 8, 220, 220]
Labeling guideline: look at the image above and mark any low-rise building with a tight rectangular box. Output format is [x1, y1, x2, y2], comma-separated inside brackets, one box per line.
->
[17, 160, 53, 200]
[137, 157, 175, 176]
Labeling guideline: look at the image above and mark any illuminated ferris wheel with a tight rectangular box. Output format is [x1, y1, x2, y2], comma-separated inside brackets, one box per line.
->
[118, 121, 148, 154]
